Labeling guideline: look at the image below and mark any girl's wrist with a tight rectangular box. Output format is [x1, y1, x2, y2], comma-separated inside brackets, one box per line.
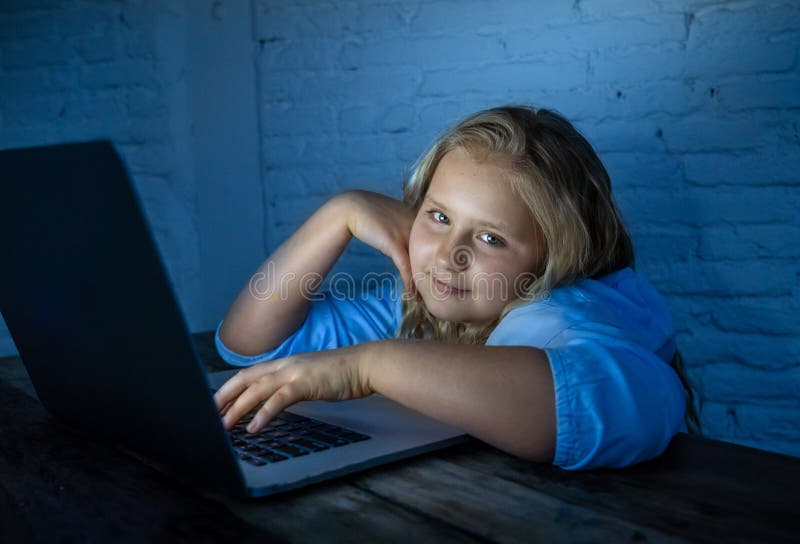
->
[327, 191, 360, 234]
[357, 339, 392, 396]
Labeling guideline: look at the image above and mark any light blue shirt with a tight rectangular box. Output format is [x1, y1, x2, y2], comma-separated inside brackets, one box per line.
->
[215, 267, 687, 471]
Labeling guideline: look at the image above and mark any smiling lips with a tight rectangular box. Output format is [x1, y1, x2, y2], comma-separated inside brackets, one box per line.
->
[432, 277, 469, 295]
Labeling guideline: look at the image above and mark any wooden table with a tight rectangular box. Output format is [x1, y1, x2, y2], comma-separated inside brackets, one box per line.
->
[1, 332, 798, 543]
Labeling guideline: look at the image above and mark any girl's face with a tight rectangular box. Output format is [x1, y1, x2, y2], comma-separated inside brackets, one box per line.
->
[408, 147, 545, 324]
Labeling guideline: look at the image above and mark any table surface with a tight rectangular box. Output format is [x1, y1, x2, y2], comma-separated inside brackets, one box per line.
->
[2, 332, 799, 543]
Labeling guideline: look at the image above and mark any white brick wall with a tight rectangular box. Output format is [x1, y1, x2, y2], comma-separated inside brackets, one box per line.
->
[0, 0, 201, 349]
[0, 0, 798, 459]
[252, 0, 800, 457]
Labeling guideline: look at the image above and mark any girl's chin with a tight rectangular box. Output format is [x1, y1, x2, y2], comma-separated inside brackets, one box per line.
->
[422, 297, 473, 322]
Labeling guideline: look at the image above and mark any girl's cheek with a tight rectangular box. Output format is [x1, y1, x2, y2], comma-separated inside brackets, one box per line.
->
[408, 221, 431, 273]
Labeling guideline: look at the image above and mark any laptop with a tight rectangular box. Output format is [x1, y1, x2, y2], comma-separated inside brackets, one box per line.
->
[0, 141, 469, 498]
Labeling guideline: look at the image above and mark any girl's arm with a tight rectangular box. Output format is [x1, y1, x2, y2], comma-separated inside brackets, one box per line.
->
[367, 340, 556, 462]
[219, 191, 415, 356]
[214, 339, 556, 463]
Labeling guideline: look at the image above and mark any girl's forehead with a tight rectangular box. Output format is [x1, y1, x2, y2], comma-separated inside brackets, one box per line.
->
[425, 148, 535, 235]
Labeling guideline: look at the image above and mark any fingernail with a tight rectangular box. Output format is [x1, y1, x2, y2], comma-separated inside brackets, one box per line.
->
[247, 419, 259, 433]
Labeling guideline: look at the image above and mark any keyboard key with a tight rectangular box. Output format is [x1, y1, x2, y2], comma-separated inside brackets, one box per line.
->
[272, 444, 309, 458]
[229, 410, 371, 467]
[292, 438, 330, 452]
[343, 432, 370, 443]
[259, 450, 289, 463]
[307, 432, 350, 447]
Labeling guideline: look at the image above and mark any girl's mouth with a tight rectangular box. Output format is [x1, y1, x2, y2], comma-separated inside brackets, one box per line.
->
[433, 278, 469, 295]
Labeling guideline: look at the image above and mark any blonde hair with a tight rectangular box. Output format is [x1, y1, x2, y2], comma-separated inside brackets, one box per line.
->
[397, 105, 701, 434]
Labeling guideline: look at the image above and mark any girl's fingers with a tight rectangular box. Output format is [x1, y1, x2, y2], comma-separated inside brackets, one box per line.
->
[222, 372, 286, 431]
[213, 363, 280, 410]
[389, 244, 414, 295]
[248, 382, 305, 433]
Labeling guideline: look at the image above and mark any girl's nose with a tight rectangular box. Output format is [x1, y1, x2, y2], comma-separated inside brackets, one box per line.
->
[435, 236, 473, 272]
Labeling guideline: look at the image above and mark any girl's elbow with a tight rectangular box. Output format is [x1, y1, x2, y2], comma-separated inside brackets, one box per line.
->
[496, 426, 556, 464]
[514, 440, 556, 464]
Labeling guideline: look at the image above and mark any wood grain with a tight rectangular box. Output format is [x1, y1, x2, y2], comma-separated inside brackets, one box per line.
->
[2, 332, 799, 543]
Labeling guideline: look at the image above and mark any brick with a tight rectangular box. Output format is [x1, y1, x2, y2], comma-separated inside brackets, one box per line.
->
[540, 85, 701, 127]
[420, 57, 586, 97]
[116, 143, 173, 176]
[707, 296, 800, 336]
[0, 0, 63, 13]
[0, 68, 50, 97]
[337, 105, 384, 135]
[411, 0, 575, 35]
[114, 118, 170, 146]
[719, 75, 800, 111]
[341, 34, 506, 69]
[1, 37, 73, 68]
[701, 400, 800, 444]
[394, 131, 434, 165]
[683, 149, 800, 186]
[577, 0, 665, 20]
[620, 185, 800, 226]
[659, 113, 772, 153]
[579, 117, 665, 153]
[261, 137, 305, 166]
[256, 4, 360, 41]
[124, 28, 158, 60]
[262, 104, 336, 136]
[696, 364, 800, 403]
[118, 5, 155, 31]
[298, 135, 398, 166]
[56, 91, 125, 124]
[71, 32, 119, 63]
[686, 3, 798, 78]
[505, 14, 686, 55]
[675, 325, 800, 372]
[264, 38, 342, 71]
[55, 5, 118, 38]
[694, 186, 800, 224]
[416, 101, 476, 135]
[630, 226, 698, 264]
[380, 104, 416, 134]
[259, 66, 421, 104]
[645, 260, 796, 297]
[688, 39, 795, 79]
[263, 165, 337, 196]
[1, 92, 65, 127]
[269, 194, 329, 227]
[698, 224, 800, 261]
[601, 152, 684, 191]
[0, 11, 55, 40]
[48, 66, 79, 90]
[79, 60, 158, 90]
[353, 3, 415, 35]
[343, 160, 407, 191]
[592, 44, 688, 85]
[126, 88, 167, 119]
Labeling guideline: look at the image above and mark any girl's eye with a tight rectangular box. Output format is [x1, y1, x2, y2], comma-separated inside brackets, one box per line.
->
[480, 233, 504, 246]
[430, 211, 450, 224]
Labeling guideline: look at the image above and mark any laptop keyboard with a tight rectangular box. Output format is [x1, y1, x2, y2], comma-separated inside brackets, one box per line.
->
[229, 410, 371, 467]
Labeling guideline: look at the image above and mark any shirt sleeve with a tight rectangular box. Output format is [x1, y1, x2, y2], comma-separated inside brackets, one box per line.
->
[543, 324, 687, 470]
[488, 309, 687, 471]
[214, 276, 402, 367]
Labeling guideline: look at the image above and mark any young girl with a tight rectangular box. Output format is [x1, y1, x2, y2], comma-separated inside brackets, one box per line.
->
[213, 106, 700, 470]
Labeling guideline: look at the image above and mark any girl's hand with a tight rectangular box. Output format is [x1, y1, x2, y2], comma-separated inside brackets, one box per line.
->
[336, 190, 417, 296]
[213, 343, 374, 434]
